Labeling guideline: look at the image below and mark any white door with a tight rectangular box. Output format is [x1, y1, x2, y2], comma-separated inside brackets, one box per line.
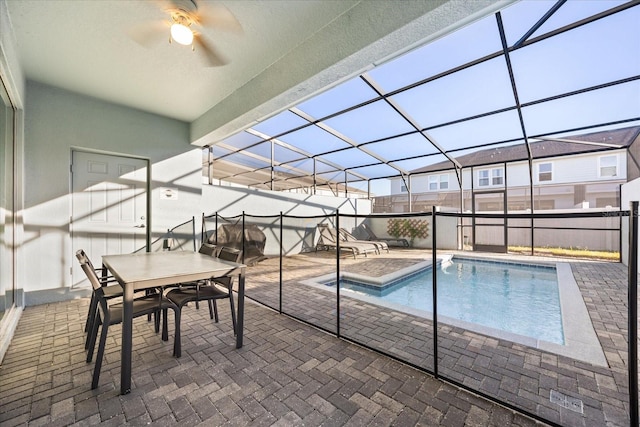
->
[71, 150, 148, 286]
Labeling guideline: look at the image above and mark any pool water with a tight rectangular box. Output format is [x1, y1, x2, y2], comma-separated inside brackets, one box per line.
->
[338, 258, 564, 344]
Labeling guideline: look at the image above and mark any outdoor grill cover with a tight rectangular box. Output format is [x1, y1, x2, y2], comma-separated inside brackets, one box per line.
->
[208, 224, 267, 266]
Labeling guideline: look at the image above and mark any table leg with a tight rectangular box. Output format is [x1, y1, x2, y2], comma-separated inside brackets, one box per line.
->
[236, 269, 245, 348]
[121, 282, 133, 394]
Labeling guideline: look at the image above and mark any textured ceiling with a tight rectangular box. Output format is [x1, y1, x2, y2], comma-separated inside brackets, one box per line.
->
[6, 0, 358, 122]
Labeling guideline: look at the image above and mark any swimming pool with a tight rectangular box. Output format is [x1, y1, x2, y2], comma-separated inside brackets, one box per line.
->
[334, 258, 564, 344]
[302, 255, 607, 366]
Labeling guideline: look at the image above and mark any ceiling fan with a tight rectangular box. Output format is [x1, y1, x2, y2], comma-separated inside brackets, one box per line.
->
[129, 0, 242, 66]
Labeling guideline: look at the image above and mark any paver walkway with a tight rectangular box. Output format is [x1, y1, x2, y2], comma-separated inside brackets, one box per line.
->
[0, 294, 547, 425]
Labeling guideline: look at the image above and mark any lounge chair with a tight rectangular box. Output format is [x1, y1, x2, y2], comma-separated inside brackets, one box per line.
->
[316, 223, 378, 259]
[339, 228, 389, 253]
[359, 223, 410, 247]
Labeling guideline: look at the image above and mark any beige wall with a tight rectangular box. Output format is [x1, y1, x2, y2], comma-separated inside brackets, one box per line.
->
[23, 81, 201, 304]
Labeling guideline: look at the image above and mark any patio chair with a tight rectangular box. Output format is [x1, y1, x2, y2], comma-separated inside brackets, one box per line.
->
[162, 242, 220, 310]
[359, 223, 409, 247]
[194, 243, 219, 311]
[339, 227, 389, 253]
[79, 249, 121, 340]
[78, 249, 161, 349]
[76, 250, 182, 389]
[316, 223, 378, 259]
[165, 246, 241, 334]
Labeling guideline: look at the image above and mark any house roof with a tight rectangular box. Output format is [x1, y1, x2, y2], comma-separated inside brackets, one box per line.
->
[410, 126, 640, 174]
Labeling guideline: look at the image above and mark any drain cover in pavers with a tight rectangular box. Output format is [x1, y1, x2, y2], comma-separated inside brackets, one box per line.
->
[550, 389, 584, 414]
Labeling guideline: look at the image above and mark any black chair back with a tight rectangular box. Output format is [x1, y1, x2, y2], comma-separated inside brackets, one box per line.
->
[213, 247, 242, 288]
[199, 243, 219, 257]
[76, 250, 104, 295]
[217, 246, 242, 263]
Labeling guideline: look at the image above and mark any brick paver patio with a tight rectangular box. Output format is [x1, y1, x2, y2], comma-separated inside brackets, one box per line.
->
[0, 249, 636, 426]
[243, 250, 636, 427]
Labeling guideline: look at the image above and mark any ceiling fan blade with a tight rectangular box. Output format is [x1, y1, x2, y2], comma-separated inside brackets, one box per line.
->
[193, 33, 229, 67]
[153, 0, 178, 10]
[194, 2, 243, 34]
[128, 20, 169, 47]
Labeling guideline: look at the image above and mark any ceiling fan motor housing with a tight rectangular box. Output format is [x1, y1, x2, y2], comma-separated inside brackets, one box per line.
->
[169, 0, 198, 15]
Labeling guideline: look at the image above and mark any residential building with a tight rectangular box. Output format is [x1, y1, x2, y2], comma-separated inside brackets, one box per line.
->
[382, 126, 640, 213]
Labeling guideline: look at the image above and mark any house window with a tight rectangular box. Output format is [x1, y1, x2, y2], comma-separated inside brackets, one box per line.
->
[479, 168, 503, 187]
[429, 174, 449, 190]
[400, 185, 408, 192]
[492, 168, 503, 185]
[428, 176, 438, 190]
[538, 162, 552, 182]
[478, 170, 489, 187]
[599, 155, 618, 177]
[440, 174, 449, 190]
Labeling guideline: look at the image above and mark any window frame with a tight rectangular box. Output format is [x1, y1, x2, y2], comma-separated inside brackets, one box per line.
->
[428, 174, 449, 191]
[598, 154, 618, 178]
[537, 162, 553, 182]
[478, 167, 504, 187]
[428, 176, 438, 191]
[478, 169, 490, 187]
[491, 168, 504, 186]
[439, 174, 449, 190]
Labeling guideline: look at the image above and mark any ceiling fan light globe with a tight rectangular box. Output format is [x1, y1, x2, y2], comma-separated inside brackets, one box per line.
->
[170, 23, 193, 45]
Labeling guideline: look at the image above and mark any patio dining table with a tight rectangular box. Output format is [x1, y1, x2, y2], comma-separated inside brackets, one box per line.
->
[102, 251, 246, 395]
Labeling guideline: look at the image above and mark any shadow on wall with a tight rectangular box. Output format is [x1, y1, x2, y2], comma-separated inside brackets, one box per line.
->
[202, 185, 368, 218]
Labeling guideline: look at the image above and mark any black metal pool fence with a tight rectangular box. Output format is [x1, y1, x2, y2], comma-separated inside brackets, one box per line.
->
[179, 206, 637, 426]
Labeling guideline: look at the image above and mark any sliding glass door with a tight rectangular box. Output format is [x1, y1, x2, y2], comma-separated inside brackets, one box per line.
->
[0, 75, 15, 326]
